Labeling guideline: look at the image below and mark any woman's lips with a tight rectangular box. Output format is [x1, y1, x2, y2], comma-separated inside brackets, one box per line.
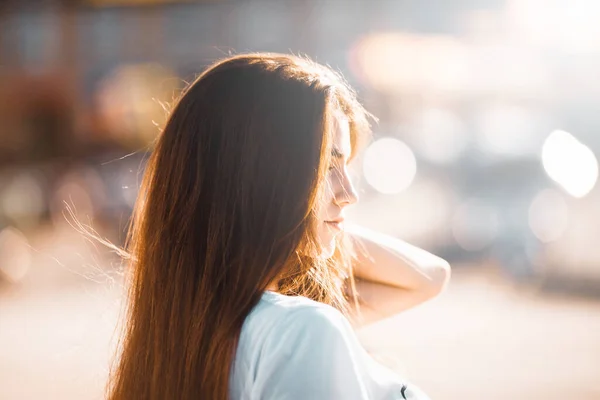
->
[325, 220, 344, 231]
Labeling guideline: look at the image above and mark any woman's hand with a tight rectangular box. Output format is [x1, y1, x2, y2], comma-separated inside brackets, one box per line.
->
[344, 224, 451, 327]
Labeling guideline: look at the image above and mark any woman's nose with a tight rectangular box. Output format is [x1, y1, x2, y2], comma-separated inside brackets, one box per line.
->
[335, 174, 359, 206]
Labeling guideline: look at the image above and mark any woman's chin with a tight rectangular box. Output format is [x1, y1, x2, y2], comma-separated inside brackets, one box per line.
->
[319, 240, 336, 259]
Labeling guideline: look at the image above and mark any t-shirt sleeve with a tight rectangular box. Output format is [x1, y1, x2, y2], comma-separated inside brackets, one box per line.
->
[252, 306, 371, 400]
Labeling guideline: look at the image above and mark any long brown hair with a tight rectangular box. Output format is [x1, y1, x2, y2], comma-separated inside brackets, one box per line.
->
[106, 53, 372, 400]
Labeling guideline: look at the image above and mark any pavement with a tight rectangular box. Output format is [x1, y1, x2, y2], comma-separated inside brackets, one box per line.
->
[1, 224, 599, 399]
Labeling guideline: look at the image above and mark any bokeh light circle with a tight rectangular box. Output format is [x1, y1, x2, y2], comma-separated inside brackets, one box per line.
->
[363, 138, 417, 194]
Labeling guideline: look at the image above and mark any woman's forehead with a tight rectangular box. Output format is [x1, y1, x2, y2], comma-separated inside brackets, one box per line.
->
[332, 113, 351, 155]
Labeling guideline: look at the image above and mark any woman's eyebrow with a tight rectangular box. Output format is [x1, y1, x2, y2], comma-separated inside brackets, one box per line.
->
[331, 148, 345, 159]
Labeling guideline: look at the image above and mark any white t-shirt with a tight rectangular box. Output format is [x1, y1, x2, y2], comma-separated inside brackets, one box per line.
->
[229, 291, 431, 400]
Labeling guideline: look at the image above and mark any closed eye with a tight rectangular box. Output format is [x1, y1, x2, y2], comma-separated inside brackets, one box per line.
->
[329, 148, 349, 170]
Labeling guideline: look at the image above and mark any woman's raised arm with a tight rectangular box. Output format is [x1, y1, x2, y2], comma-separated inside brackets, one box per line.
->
[345, 223, 451, 326]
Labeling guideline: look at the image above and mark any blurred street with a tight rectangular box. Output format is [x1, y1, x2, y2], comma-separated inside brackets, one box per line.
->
[361, 271, 600, 400]
[1, 225, 599, 400]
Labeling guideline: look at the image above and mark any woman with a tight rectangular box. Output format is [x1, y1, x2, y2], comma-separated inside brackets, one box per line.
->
[106, 53, 450, 400]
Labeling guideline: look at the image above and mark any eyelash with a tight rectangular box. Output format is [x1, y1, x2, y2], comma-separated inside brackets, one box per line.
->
[328, 162, 348, 172]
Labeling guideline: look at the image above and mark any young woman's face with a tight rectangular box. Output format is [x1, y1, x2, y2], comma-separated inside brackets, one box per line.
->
[315, 114, 359, 258]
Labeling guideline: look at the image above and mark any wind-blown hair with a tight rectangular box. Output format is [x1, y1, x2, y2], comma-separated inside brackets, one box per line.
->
[106, 53, 372, 400]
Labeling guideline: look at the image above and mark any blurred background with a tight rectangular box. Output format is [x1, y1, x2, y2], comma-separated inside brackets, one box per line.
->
[1, 0, 600, 399]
